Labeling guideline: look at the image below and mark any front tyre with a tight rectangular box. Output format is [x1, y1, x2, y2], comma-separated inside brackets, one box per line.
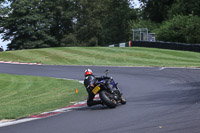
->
[99, 91, 117, 108]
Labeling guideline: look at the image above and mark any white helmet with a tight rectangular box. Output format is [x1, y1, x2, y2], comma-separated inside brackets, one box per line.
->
[84, 69, 93, 77]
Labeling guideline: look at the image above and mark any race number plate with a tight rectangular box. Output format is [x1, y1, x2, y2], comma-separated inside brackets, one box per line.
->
[92, 85, 101, 94]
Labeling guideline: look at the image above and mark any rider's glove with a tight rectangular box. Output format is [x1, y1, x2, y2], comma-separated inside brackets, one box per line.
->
[90, 83, 94, 87]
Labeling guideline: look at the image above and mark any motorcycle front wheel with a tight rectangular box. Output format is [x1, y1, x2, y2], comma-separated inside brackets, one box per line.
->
[99, 91, 117, 108]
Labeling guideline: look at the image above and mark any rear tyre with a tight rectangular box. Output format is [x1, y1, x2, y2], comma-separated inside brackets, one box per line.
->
[99, 91, 117, 108]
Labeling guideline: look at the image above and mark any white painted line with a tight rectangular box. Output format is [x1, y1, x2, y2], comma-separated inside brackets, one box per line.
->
[51, 109, 72, 113]
[159, 67, 165, 70]
[79, 81, 84, 84]
[0, 118, 38, 128]
[158, 66, 200, 70]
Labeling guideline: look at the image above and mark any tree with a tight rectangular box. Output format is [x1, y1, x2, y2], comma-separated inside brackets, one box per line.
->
[139, 0, 174, 23]
[168, 0, 200, 19]
[136, 0, 200, 43]
[1, 0, 138, 49]
[73, 0, 136, 46]
[72, 0, 107, 46]
[101, 0, 137, 45]
[0, 0, 75, 50]
[0, 0, 57, 49]
[45, 0, 75, 46]
[156, 15, 200, 44]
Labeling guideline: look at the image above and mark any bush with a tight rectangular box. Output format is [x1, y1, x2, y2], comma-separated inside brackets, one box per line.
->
[156, 15, 200, 44]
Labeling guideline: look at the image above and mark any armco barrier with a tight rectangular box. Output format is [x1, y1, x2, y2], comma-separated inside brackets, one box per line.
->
[132, 41, 200, 52]
[109, 41, 200, 52]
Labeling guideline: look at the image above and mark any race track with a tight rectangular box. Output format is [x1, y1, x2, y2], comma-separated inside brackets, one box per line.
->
[0, 63, 200, 133]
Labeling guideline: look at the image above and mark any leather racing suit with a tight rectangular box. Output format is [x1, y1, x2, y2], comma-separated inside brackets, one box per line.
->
[84, 75, 110, 106]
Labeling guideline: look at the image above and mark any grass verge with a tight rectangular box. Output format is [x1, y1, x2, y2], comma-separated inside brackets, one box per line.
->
[0, 73, 86, 120]
[0, 47, 199, 67]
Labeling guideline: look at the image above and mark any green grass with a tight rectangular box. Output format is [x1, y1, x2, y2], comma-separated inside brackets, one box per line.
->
[0, 47, 200, 67]
[0, 73, 86, 120]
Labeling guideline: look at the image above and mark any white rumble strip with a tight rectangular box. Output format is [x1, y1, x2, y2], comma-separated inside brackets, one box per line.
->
[0, 61, 42, 65]
[0, 94, 99, 128]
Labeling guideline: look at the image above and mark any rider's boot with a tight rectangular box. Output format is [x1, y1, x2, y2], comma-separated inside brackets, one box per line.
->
[120, 95, 126, 104]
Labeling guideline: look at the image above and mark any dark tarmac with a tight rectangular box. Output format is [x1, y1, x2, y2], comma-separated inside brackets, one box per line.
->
[0, 63, 200, 133]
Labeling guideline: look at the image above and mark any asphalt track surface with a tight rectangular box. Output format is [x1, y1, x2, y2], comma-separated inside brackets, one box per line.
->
[0, 63, 200, 133]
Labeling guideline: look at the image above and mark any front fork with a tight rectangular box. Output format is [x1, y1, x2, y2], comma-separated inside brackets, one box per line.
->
[104, 79, 123, 102]
[111, 83, 122, 101]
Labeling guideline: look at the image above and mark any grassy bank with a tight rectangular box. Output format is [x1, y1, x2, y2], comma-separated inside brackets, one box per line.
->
[0, 47, 200, 67]
[0, 73, 86, 120]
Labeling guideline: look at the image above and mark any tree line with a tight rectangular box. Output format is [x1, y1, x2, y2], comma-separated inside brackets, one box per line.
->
[0, 0, 200, 50]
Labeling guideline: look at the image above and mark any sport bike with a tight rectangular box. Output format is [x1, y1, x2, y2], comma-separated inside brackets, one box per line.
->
[92, 70, 126, 108]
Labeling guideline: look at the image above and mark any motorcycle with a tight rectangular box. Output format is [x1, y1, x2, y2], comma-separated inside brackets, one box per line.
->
[92, 70, 126, 108]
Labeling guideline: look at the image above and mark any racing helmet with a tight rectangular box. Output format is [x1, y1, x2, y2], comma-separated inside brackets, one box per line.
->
[84, 69, 93, 77]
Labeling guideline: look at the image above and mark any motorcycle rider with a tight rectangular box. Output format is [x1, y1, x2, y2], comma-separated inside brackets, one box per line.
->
[84, 69, 104, 106]
[84, 68, 126, 107]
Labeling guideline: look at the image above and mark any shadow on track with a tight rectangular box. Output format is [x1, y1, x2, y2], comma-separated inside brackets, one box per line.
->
[76, 105, 107, 111]
[74, 104, 124, 111]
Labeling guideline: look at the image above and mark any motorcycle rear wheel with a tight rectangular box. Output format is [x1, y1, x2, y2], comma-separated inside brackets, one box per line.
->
[99, 91, 117, 108]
